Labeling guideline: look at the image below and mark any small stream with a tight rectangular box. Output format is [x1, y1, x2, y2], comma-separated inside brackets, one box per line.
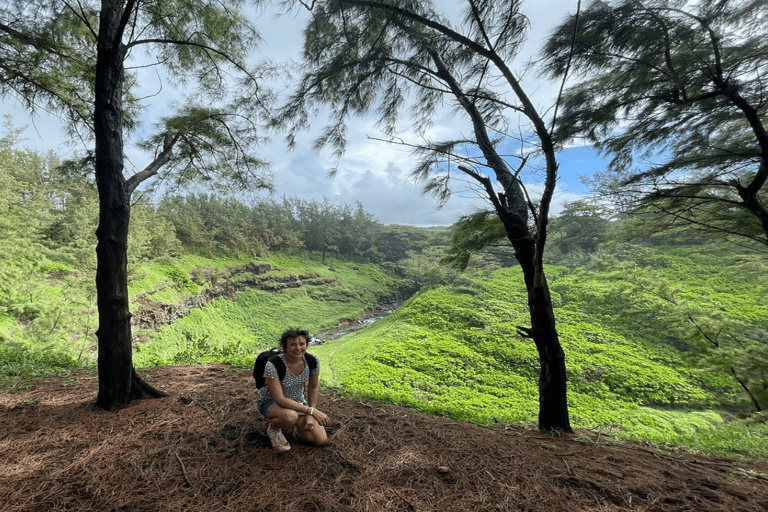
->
[310, 303, 399, 345]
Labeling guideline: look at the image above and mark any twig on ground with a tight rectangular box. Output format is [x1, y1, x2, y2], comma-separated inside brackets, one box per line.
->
[175, 452, 193, 489]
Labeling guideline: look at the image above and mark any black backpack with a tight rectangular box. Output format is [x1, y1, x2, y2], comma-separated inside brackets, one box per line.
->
[253, 349, 318, 389]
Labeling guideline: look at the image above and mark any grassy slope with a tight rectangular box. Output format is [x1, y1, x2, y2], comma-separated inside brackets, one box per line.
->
[132, 254, 397, 369]
[312, 251, 768, 460]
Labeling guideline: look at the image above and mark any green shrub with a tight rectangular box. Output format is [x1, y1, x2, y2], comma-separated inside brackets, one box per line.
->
[0, 342, 80, 381]
[673, 412, 768, 460]
[160, 264, 199, 294]
[39, 262, 75, 275]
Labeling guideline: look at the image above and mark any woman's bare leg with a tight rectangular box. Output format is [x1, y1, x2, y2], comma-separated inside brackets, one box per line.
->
[296, 414, 329, 446]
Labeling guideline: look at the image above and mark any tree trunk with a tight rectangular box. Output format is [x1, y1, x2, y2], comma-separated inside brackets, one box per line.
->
[527, 265, 571, 432]
[508, 225, 572, 432]
[429, 47, 571, 431]
[94, 2, 164, 410]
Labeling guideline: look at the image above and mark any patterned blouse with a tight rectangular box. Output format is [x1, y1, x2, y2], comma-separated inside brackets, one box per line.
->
[256, 353, 320, 406]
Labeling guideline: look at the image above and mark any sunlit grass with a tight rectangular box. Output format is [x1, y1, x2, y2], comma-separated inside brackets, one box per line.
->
[132, 257, 396, 369]
[312, 262, 768, 462]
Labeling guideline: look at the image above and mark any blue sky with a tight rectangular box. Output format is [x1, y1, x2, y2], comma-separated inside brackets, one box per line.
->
[557, 145, 612, 196]
[2, 0, 608, 226]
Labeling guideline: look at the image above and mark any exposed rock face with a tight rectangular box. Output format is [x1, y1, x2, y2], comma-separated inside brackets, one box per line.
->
[131, 263, 334, 331]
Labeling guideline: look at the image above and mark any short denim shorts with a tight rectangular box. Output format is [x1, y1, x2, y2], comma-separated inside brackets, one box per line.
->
[258, 399, 276, 419]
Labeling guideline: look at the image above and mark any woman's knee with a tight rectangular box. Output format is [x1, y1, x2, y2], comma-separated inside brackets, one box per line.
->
[270, 407, 300, 427]
[298, 422, 329, 446]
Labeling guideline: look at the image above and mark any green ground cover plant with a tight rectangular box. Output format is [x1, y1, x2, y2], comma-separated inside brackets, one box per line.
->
[552, 243, 768, 411]
[674, 411, 768, 460]
[311, 250, 768, 460]
[0, 341, 79, 381]
[128, 255, 256, 305]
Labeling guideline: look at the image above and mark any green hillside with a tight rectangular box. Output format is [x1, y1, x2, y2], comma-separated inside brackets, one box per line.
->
[312, 245, 768, 460]
[131, 255, 398, 368]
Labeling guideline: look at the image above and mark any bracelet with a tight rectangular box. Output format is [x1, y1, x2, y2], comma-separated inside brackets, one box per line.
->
[309, 407, 314, 416]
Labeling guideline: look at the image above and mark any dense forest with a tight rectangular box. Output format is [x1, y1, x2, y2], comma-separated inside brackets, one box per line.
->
[2, 134, 767, 461]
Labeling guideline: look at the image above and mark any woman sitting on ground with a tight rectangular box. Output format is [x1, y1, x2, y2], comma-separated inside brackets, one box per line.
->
[257, 328, 331, 451]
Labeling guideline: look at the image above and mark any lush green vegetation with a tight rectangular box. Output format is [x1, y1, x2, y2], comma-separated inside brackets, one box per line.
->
[312, 245, 768, 460]
[132, 256, 397, 369]
[0, 132, 410, 381]
[2, 136, 766, 461]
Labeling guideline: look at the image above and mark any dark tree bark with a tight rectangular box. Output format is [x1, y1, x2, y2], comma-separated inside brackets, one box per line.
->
[460, 161, 571, 433]
[495, 203, 571, 432]
[94, 1, 164, 410]
[517, 244, 570, 431]
[1, 0, 263, 410]
[435, 41, 572, 431]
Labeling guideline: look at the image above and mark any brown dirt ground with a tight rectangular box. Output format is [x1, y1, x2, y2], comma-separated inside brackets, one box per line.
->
[1, 364, 767, 512]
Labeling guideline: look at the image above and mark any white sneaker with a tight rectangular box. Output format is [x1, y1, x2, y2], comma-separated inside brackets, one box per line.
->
[267, 425, 291, 452]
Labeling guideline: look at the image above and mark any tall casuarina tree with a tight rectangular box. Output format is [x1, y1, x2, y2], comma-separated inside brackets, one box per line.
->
[542, 0, 768, 251]
[276, 0, 581, 431]
[1, 0, 272, 410]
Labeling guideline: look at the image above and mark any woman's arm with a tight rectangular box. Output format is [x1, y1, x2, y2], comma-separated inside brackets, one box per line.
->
[306, 371, 320, 408]
[304, 372, 331, 427]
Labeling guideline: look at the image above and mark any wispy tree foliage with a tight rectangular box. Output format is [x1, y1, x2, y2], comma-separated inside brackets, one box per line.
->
[542, 0, 768, 251]
[441, 211, 510, 270]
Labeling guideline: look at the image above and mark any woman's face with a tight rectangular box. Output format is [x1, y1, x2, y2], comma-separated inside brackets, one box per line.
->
[285, 335, 308, 358]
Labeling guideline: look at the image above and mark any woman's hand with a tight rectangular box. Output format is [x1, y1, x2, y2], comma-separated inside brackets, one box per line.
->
[312, 408, 331, 427]
[296, 409, 330, 435]
[296, 414, 315, 432]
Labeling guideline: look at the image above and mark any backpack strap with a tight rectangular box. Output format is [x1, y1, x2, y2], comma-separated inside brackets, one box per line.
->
[268, 354, 287, 381]
[306, 353, 318, 372]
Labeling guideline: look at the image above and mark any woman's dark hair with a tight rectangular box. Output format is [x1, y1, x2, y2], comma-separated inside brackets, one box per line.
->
[279, 327, 310, 350]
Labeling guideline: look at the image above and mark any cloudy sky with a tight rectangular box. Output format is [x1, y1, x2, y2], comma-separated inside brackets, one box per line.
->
[4, 0, 604, 226]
